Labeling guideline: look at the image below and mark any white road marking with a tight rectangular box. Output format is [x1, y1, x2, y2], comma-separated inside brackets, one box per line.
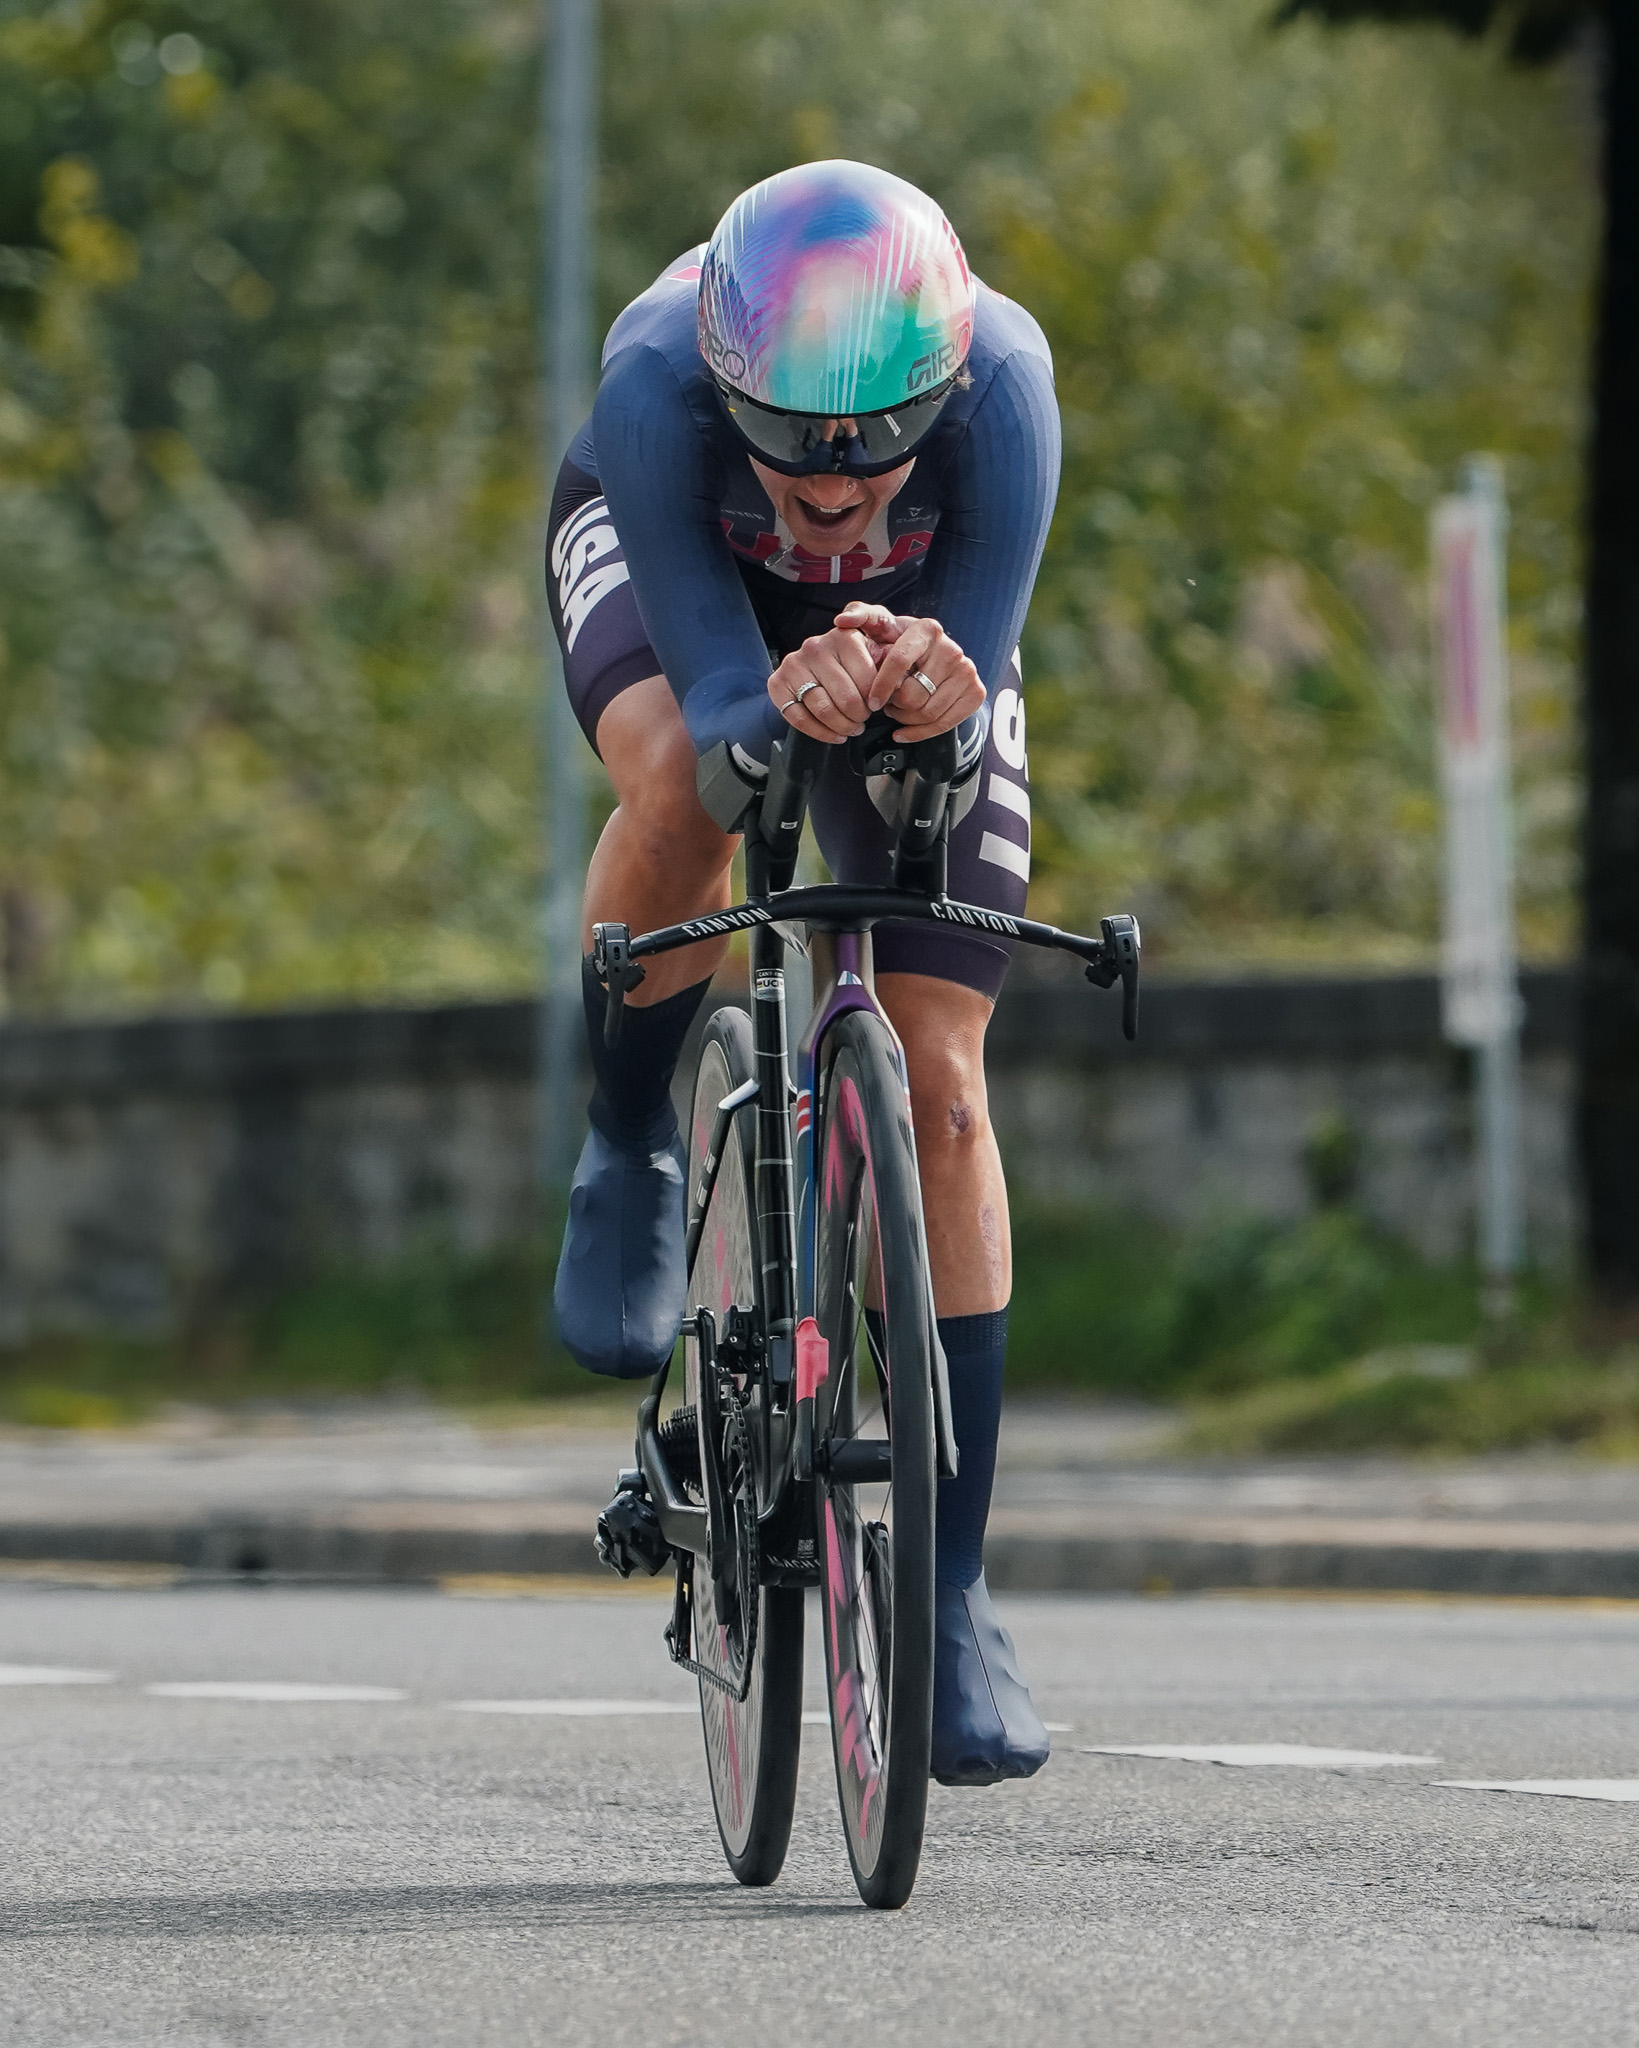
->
[0, 1664, 114, 1686]
[447, 1698, 694, 1716]
[1082, 1743, 1437, 1770]
[1044, 1722, 1073, 1733]
[1437, 1780, 1639, 1803]
[146, 1681, 406, 1703]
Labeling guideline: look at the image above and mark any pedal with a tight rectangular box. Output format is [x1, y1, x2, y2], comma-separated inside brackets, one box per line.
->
[594, 1470, 672, 1579]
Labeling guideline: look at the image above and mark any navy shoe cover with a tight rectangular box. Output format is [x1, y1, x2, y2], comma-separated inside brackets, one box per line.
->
[930, 1572, 1051, 1786]
[553, 1112, 687, 1379]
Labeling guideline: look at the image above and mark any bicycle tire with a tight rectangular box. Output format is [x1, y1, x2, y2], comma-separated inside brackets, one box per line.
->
[813, 1008, 936, 1910]
[684, 1006, 804, 1887]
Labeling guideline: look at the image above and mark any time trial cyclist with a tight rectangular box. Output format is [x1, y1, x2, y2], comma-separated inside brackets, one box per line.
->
[547, 160, 1059, 1787]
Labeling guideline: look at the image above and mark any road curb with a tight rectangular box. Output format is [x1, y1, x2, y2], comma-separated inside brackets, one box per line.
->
[0, 1519, 602, 1583]
[6, 1516, 1639, 1598]
[982, 1530, 1639, 1600]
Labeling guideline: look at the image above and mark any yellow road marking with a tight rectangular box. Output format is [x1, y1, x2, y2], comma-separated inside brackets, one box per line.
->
[0, 1559, 182, 1590]
[1199, 1587, 1639, 1613]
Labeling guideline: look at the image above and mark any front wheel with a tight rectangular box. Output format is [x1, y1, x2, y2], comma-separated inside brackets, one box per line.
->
[814, 1010, 936, 1910]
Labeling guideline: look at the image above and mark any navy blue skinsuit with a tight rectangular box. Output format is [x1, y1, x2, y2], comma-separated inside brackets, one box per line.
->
[547, 248, 1061, 997]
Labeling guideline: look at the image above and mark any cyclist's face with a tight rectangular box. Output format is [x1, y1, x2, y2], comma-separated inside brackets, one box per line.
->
[750, 456, 915, 556]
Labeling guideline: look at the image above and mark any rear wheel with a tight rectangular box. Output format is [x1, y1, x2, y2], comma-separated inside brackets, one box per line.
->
[683, 1007, 804, 1887]
[814, 1010, 936, 1910]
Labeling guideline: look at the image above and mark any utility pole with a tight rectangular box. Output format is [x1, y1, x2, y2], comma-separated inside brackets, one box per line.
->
[1581, 1, 1639, 1298]
[1431, 455, 1525, 1318]
[537, 0, 596, 1204]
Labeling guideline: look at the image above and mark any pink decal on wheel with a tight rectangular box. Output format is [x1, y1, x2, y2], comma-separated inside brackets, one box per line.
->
[823, 1077, 871, 1206]
[824, 1498, 883, 1837]
[719, 1622, 744, 1823]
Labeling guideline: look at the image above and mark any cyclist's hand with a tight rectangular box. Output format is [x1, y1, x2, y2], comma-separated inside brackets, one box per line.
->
[768, 619, 884, 743]
[847, 609, 985, 743]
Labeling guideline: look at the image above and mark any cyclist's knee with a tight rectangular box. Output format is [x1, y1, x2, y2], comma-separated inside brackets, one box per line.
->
[910, 1047, 991, 1153]
[629, 778, 729, 872]
[598, 684, 732, 871]
[878, 977, 993, 1151]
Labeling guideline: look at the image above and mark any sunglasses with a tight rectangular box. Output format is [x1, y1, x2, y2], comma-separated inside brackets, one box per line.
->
[714, 378, 955, 478]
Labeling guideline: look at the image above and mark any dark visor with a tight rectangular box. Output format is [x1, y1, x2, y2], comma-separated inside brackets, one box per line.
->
[714, 378, 955, 478]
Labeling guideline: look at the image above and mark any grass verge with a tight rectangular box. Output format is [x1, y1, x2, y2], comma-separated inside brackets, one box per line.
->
[0, 1203, 1627, 1455]
[0, 1241, 592, 1428]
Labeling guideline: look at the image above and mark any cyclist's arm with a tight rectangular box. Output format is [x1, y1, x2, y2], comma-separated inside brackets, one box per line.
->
[592, 342, 785, 763]
[911, 342, 1062, 701]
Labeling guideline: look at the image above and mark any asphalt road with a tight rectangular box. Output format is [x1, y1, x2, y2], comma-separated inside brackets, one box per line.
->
[4, 1581, 1639, 2046]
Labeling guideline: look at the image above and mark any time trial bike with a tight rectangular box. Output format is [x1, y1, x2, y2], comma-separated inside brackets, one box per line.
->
[591, 714, 1139, 1909]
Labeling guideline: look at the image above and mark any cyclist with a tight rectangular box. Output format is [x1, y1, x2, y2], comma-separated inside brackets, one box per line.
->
[548, 160, 1058, 1787]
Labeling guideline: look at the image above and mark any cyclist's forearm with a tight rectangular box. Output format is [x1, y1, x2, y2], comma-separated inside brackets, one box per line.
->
[914, 346, 1061, 699]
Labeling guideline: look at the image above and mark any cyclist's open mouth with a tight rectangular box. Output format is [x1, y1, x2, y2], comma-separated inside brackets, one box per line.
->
[795, 498, 858, 530]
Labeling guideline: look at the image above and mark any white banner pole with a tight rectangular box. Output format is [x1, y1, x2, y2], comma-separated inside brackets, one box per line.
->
[1431, 455, 1524, 1315]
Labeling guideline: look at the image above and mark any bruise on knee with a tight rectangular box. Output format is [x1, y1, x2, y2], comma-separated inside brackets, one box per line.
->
[948, 1099, 973, 1137]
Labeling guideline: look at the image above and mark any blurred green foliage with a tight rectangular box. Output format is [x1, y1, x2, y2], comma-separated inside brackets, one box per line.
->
[0, 1240, 587, 1420]
[0, 1203, 1479, 1421]
[9, 1202, 1619, 1461]
[1179, 1351, 1639, 1455]
[0, 0, 1594, 1011]
[1006, 1200, 1482, 1398]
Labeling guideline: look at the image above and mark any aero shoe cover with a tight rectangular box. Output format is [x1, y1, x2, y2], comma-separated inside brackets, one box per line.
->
[554, 1115, 687, 1379]
[930, 1573, 1051, 1786]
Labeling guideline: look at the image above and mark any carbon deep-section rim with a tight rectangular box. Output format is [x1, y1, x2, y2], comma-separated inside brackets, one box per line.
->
[684, 1007, 804, 1886]
[814, 1009, 936, 1910]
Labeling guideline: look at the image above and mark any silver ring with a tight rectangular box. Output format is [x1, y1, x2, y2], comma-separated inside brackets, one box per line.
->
[909, 667, 937, 696]
[794, 679, 823, 704]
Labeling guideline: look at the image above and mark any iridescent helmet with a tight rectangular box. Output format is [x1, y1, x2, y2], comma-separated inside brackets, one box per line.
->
[698, 160, 976, 476]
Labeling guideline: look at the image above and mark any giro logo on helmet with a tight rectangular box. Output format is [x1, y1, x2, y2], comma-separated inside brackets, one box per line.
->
[699, 329, 749, 383]
[908, 338, 964, 392]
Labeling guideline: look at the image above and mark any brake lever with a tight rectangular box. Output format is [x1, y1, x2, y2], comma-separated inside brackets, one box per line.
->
[1084, 912, 1141, 1042]
[591, 921, 646, 1046]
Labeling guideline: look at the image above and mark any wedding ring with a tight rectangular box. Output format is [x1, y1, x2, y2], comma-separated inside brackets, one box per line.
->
[794, 679, 823, 704]
[909, 667, 937, 696]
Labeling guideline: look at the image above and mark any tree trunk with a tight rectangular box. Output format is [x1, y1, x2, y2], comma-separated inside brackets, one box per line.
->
[1580, 5, 1639, 1295]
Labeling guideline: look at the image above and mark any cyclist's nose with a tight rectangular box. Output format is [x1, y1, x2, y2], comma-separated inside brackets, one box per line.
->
[803, 471, 862, 508]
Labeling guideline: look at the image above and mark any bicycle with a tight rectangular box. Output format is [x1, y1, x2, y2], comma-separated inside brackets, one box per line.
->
[591, 714, 1139, 1909]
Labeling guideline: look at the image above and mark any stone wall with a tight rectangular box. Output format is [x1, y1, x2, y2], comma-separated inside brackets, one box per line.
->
[0, 970, 1578, 1342]
[987, 969, 1577, 1266]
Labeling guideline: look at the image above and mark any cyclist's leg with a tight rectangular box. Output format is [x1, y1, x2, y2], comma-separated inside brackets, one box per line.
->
[548, 460, 735, 1377]
[586, 679, 737, 1003]
[808, 655, 1048, 1784]
[807, 647, 1028, 1317]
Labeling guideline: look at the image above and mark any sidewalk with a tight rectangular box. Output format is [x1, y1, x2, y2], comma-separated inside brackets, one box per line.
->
[5, 1399, 1639, 1597]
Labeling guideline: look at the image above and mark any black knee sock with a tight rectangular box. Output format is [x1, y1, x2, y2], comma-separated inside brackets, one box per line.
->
[581, 954, 712, 1147]
[934, 1307, 1009, 1589]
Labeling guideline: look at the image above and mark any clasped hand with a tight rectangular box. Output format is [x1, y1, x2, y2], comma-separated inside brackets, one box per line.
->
[767, 602, 984, 746]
